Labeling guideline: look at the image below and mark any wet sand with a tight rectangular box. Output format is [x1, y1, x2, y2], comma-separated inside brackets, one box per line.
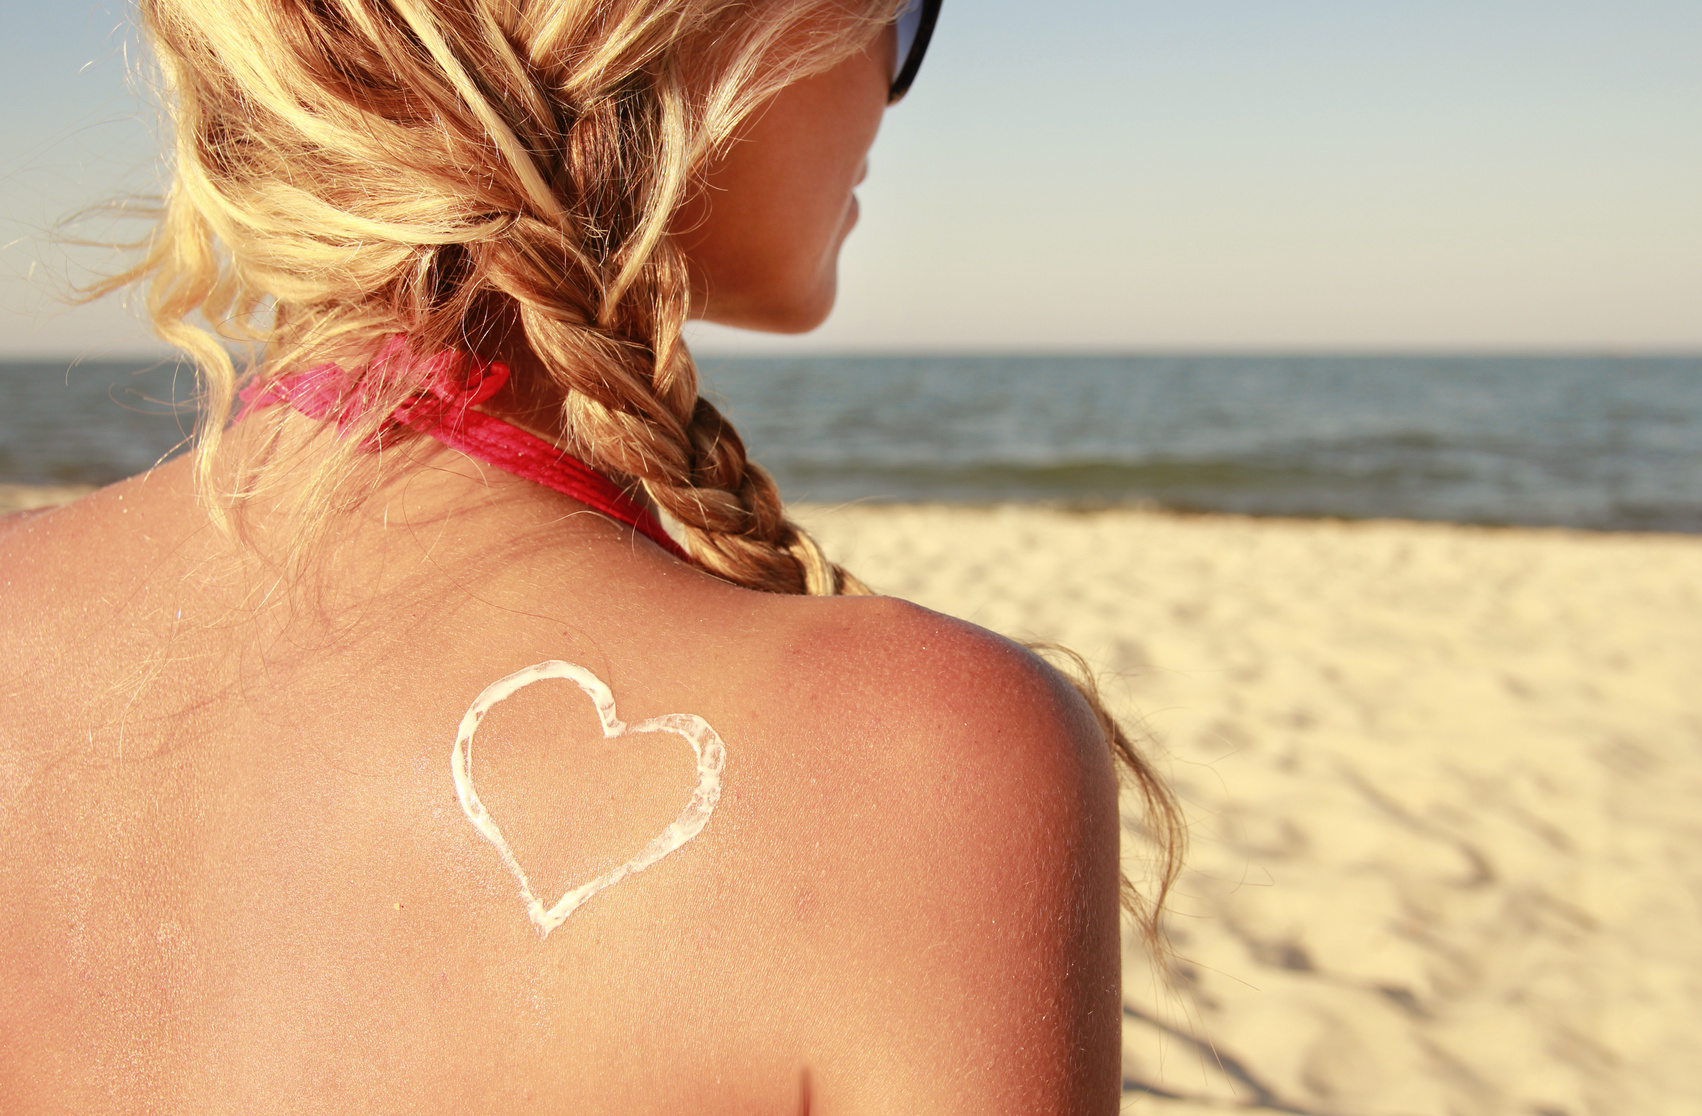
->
[795, 502, 1702, 1116]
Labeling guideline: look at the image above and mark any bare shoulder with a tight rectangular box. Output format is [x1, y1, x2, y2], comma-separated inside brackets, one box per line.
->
[0, 469, 209, 756]
[751, 595, 1124, 1113]
[769, 593, 1114, 795]
[0, 495, 91, 675]
[0, 477, 168, 651]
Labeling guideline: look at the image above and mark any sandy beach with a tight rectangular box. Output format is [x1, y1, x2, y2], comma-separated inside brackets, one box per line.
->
[8, 484, 1698, 1114]
[794, 503, 1702, 1116]
[0, 484, 97, 514]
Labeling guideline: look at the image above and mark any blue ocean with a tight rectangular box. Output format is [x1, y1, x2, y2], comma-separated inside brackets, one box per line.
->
[3, 354, 1699, 533]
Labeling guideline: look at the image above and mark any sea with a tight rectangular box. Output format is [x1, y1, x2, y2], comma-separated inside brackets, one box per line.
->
[3, 354, 1699, 533]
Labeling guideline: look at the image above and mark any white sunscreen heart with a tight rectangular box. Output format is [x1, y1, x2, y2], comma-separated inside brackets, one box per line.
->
[451, 660, 726, 938]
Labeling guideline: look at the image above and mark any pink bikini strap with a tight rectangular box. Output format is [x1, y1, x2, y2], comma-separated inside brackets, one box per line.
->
[238, 340, 692, 563]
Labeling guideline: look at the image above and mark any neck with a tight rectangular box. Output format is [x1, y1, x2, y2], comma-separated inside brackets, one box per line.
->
[479, 340, 578, 449]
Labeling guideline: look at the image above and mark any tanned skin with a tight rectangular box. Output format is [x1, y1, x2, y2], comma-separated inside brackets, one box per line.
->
[0, 24, 1123, 1115]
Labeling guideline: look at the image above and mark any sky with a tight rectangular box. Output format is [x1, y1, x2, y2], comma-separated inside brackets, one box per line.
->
[1, 0, 1698, 357]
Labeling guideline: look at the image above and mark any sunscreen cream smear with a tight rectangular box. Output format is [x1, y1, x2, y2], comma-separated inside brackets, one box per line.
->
[451, 661, 726, 937]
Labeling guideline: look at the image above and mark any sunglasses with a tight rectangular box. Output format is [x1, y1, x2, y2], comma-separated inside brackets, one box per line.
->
[889, 0, 941, 103]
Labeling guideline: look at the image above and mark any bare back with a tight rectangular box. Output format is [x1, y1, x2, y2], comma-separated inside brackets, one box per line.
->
[0, 446, 1121, 1113]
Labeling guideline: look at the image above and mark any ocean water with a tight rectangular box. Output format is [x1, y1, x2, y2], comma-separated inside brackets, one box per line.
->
[3, 354, 1699, 532]
[0, 358, 198, 488]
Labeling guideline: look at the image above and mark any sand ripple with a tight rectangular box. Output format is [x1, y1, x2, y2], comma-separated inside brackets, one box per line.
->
[798, 504, 1702, 1116]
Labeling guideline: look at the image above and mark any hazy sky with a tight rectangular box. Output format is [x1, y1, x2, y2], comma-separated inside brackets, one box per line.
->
[2, 0, 1698, 357]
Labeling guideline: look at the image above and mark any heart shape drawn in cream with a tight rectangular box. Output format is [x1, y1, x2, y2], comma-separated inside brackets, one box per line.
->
[451, 660, 726, 938]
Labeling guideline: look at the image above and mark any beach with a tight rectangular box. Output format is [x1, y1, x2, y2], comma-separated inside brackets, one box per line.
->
[9, 484, 1699, 1114]
[793, 503, 1702, 1116]
[0, 484, 98, 514]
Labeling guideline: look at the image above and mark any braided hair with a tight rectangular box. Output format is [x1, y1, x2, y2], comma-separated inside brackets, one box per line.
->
[108, 0, 1179, 942]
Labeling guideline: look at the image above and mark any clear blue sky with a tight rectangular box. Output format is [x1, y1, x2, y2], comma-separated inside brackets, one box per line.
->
[3, 0, 1698, 357]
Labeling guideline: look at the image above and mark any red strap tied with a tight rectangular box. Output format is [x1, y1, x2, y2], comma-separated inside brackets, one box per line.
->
[238, 338, 691, 563]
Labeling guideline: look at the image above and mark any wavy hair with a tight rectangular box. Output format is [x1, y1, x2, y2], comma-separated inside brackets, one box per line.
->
[106, 0, 1182, 944]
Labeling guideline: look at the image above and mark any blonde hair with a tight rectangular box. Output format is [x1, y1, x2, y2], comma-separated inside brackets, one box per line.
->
[108, 0, 1182, 941]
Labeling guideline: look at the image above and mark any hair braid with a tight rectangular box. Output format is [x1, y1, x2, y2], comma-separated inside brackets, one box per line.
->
[102, 0, 1174, 948]
[433, 8, 867, 597]
[500, 232, 863, 596]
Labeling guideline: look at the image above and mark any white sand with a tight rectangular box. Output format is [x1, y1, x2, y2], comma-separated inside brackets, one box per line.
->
[0, 484, 95, 514]
[796, 503, 1702, 1116]
[12, 483, 1700, 1113]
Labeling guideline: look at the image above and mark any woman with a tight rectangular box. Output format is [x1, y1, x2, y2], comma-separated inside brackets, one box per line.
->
[0, 0, 1179, 1110]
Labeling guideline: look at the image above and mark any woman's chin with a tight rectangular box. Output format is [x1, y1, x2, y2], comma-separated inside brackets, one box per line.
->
[761, 294, 837, 335]
[694, 279, 839, 335]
